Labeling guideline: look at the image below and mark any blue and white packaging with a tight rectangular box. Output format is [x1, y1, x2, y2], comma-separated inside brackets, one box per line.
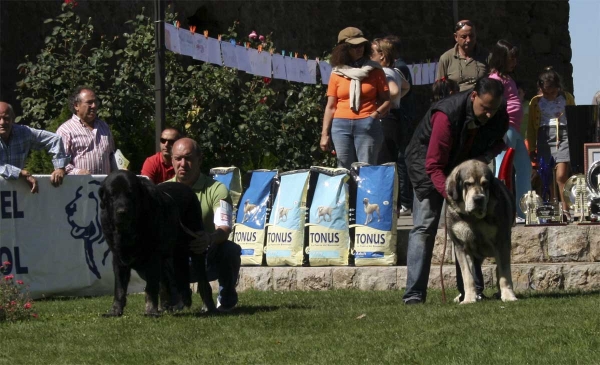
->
[210, 166, 242, 210]
[306, 167, 350, 266]
[350, 162, 398, 265]
[265, 170, 310, 266]
[233, 169, 278, 265]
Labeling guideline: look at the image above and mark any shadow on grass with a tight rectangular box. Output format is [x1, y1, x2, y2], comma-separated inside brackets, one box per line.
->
[519, 289, 600, 299]
[426, 288, 600, 305]
[172, 303, 311, 318]
[35, 295, 99, 302]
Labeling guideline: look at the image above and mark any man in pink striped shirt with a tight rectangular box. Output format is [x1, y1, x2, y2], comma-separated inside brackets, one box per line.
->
[57, 87, 116, 175]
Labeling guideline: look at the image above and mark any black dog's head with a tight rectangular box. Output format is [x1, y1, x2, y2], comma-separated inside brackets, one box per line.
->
[446, 159, 494, 219]
[99, 170, 151, 243]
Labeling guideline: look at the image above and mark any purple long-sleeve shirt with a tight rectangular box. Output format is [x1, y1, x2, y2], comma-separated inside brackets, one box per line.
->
[425, 111, 505, 198]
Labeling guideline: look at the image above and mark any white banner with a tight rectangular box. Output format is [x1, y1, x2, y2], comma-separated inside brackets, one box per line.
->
[0, 175, 144, 299]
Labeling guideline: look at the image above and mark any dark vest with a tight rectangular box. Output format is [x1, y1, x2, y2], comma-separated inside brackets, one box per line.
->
[405, 90, 508, 201]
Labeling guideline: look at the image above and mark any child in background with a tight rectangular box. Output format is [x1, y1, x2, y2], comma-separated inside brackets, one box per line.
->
[527, 67, 576, 221]
[432, 77, 459, 102]
[488, 39, 531, 224]
[517, 81, 529, 139]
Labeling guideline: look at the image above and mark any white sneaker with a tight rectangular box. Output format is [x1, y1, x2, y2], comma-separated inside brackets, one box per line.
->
[398, 205, 412, 216]
[515, 217, 526, 224]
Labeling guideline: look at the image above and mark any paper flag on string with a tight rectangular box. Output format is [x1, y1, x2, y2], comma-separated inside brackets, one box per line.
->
[164, 23, 181, 54]
[235, 44, 251, 73]
[318, 61, 332, 85]
[271, 54, 287, 80]
[220, 41, 238, 69]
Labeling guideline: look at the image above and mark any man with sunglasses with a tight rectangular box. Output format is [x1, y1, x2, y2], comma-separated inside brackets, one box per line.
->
[437, 20, 490, 92]
[57, 86, 116, 175]
[141, 127, 182, 184]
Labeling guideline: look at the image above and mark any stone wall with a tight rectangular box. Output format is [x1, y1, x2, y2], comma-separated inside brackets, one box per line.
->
[229, 225, 600, 293]
[1, 0, 572, 122]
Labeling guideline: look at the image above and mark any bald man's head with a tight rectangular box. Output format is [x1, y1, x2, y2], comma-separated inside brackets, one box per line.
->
[0, 102, 16, 142]
[171, 138, 202, 186]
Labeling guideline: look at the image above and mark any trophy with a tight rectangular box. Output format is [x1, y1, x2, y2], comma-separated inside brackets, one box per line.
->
[536, 157, 564, 224]
[586, 160, 600, 222]
[563, 174, 589, 222]
[520, 190, 543, 225]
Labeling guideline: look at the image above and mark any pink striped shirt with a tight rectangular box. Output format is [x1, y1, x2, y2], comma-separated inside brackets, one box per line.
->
[56, 115, 115, 175]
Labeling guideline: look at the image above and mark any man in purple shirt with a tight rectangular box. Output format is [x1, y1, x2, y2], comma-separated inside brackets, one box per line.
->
[402, 77, 508, 305]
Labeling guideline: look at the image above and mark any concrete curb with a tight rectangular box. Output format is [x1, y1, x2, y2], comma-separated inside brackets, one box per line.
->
[234, 262, 600, 293]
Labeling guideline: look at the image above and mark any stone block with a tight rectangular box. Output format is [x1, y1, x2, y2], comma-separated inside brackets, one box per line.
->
[511, 226, 546, 263]
[528, 264, 564, 291]
[481, 265, 496, 289]
[354, 267, 398, 290]
[563, 264, 600, 291]
[589, 231, 600, 261]
[272, 267, 297, 291]
[397, 266, 407, 288]
[432, 232, 454, 264]
[239, 267, 273, 291]
[547, 226, 589, 262]
[428, 265, 457, 289]
[332, 267, 358, 289]
[297, 267, 332, 290]
[510, 265, 534, 292]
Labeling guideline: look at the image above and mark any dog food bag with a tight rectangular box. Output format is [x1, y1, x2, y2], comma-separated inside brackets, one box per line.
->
[349, 162, 398, 266]
[233, 169, 278, 265]
[265, 170, 310, 266]
[306, 167, 351, 266]
[210, 166, 243, 209]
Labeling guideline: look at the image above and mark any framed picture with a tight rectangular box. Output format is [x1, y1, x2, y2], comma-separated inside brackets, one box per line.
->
[584, 143, 600, 172]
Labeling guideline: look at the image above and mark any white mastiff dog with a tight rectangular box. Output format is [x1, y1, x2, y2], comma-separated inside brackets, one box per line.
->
[445, 159, 517, 304]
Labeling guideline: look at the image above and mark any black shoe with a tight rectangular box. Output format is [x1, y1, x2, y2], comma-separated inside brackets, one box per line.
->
[476, 293, 488, 302]
[404, 298, 423, 305]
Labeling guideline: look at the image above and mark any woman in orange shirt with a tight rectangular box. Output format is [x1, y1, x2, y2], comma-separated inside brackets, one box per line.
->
[320, 27, 390, 169]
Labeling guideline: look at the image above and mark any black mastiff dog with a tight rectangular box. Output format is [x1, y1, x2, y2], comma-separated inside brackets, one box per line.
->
[99, 170, 216, 316]
[445, 160, 518, 304]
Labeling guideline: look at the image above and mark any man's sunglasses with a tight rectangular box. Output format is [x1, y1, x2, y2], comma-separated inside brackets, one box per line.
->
[160, 138, 178, 144]
[455, 21, 473, 31]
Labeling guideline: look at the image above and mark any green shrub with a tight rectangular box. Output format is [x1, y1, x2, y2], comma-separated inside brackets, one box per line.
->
[17, 3, 335, 173]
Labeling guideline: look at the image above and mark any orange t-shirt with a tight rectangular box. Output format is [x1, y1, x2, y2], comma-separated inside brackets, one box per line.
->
[326, 69, 389, 119]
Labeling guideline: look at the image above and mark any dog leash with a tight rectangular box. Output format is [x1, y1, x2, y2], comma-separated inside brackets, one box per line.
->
[159, 191, 202, 240]
[440, 209, 448, 304]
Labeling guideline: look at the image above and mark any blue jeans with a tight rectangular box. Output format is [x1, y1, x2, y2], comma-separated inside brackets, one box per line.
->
[403, 190, 445, 303]
[494, 126, 532, 218]
[331, 116, 383, 169]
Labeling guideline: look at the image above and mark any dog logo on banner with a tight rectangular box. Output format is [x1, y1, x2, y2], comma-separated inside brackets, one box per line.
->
[65, 180, 110, 279]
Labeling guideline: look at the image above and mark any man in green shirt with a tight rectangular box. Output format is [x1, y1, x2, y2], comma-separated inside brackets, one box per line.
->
[170, 138, 240, 312]
[436, 20, 490, 92]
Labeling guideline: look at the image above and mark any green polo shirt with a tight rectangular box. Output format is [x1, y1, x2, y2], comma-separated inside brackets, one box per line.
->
[436, 44, 490, 92]
[169, 173, 232, 233]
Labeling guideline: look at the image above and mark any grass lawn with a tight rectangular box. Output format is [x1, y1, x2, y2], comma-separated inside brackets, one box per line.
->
[1, 289, 599, 364]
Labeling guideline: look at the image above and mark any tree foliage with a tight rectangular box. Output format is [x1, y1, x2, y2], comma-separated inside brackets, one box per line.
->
[16, 3, 334, 174]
